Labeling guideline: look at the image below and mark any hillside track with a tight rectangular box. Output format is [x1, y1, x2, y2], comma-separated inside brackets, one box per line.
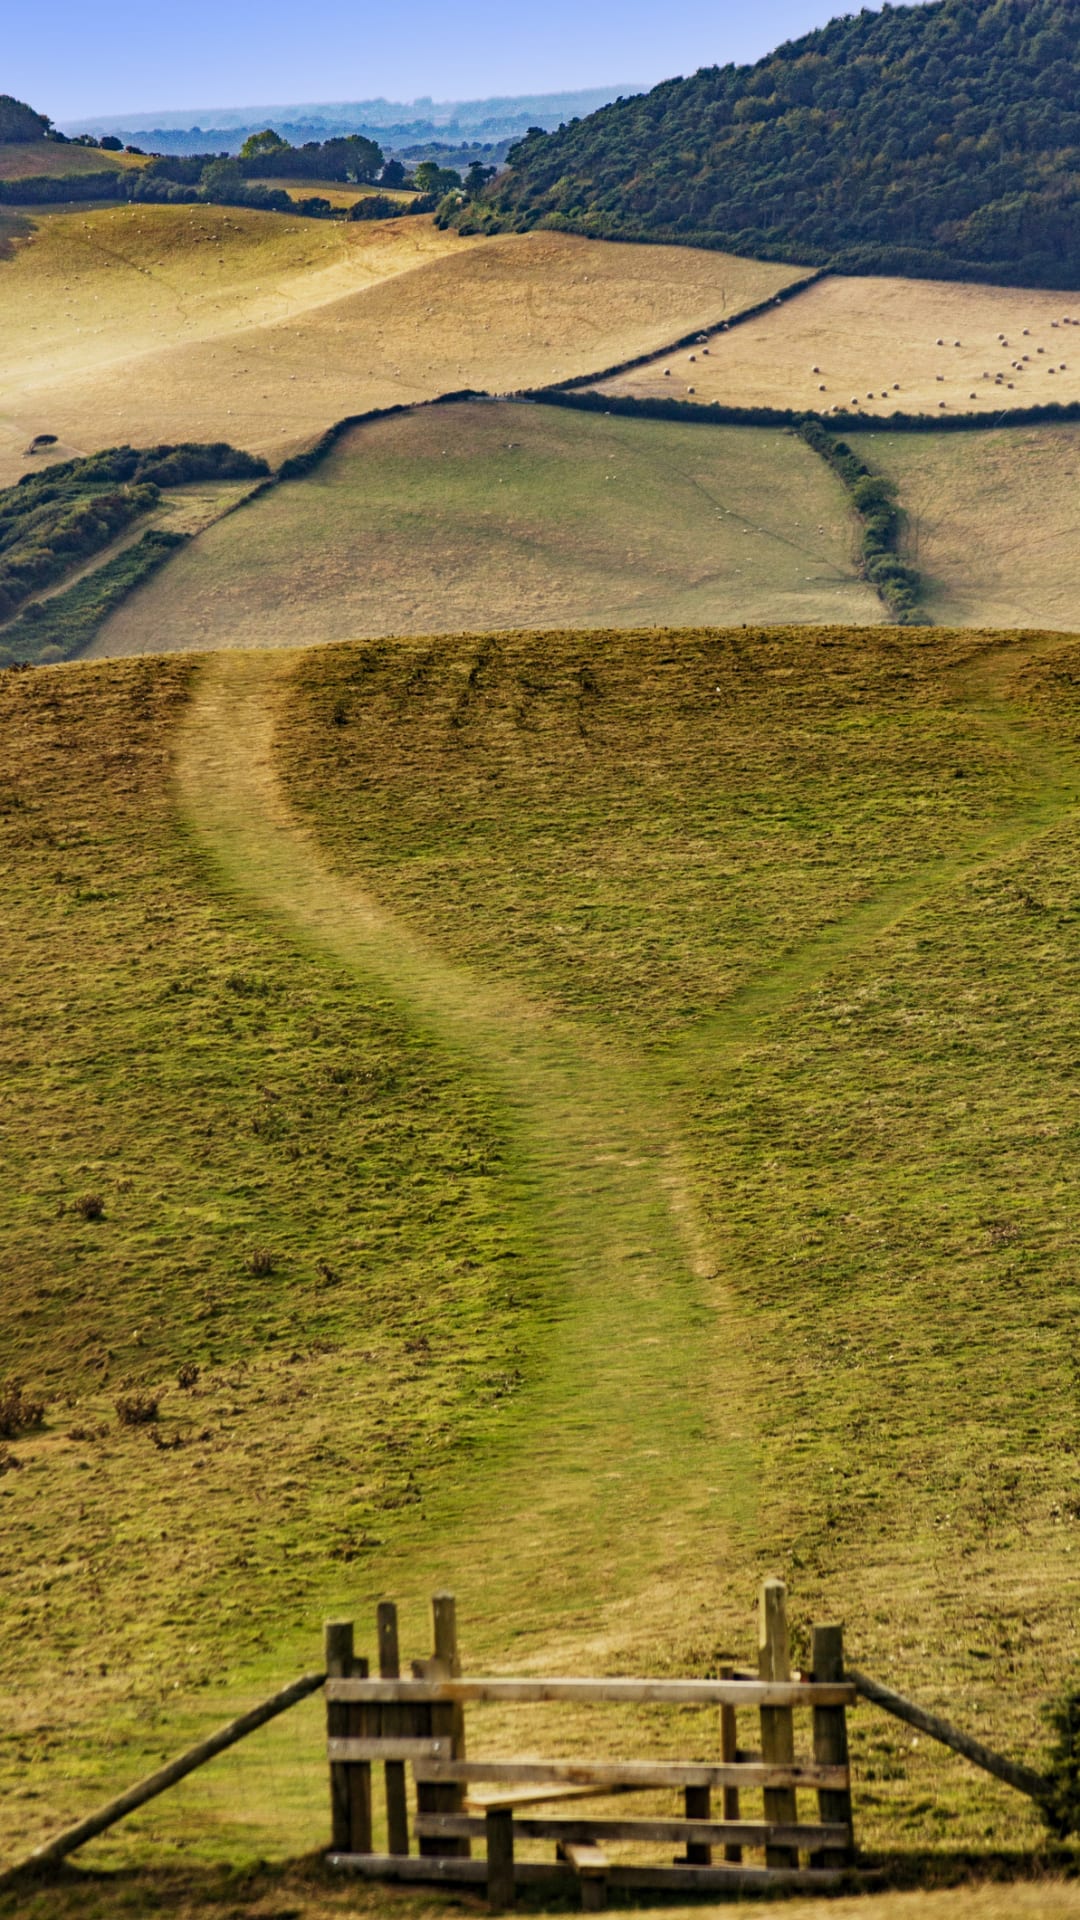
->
[174, 630, 1079, 1662]
[174, 649, 748, 1656]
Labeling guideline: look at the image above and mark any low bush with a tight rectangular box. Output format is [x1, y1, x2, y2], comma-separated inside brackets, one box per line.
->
[115, 1391, 160, 1427]
[0, 1379, 45, 1438]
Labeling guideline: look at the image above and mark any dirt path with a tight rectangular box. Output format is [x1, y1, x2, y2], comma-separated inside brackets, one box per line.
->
[175, 648, 749, 1660]
[173, 634, 1077, 1664]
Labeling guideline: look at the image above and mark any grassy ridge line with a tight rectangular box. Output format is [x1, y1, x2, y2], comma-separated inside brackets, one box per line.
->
[528, 382, 1080, 436]
[546, 268, 827, 393]
[274, 390, 491, 481]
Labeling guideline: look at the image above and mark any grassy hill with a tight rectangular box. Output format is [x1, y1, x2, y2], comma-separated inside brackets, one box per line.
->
[2, 627, 1080, 1910]
[461, 0, 1080, 287]
[0, 210, 798, 485]
[0, 142, 145, 183]
[89, 400, 880, 655]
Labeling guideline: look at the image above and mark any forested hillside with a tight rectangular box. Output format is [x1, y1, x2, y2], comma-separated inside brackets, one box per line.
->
[457, 0, 1080, 286]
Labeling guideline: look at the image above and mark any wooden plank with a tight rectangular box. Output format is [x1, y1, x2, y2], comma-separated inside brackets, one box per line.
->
[485, 1807, 515, 1912]
[326, 1675, 854, 1707]
[347, 1654, 373, 1854]
[720, 1659, 741, 1864]
[759, 1579, 798, 1870]
[848, 1667, 1048, 1801]
[558, 1840, 609, 1910]
[326, 1622, 354, 1855]
[418, 1591, 469, 1861]
[465, 1783, 636, 1812]
[411, 1757, 848, 1790]
[328, 1737, 450, 1762]
[0, 1670, 326, 1887]
[326, 1852, 854, 1892]
[812, 1625, 854, 1867]
[682, 1783, 710, 1865]
[377, 1599, 410, 1858]
[415, 1813, 854, 1848]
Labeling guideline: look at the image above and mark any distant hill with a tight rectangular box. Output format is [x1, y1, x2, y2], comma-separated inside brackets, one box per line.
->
[461, 0, 1080, 288]
[61, 88, 643, 157]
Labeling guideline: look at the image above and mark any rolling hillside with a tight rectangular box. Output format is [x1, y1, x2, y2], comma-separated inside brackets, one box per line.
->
[2, 628, 1080, 1908]
[463, 0, 1080, 287]
[0, 211, 799, 485]
[89, 401, 880, 655]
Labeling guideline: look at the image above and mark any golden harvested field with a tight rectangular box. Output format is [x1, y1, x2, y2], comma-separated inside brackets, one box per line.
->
[0, 210, 802, 484]
[261, 179, 415, 209]
[90, 399, 880, 655]
[848, 424, 1080, 630]
[596, 273, 1080, 418]
[0, 141, 145, 182]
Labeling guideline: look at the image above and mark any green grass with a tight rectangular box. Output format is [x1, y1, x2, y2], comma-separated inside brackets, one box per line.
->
[847, 425, 1080, 629]
[3, 626, 1080, 1908]
[92, 402, 880, 656]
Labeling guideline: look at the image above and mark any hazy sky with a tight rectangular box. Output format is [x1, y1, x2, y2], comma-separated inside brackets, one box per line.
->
[10, 0, 895, 124]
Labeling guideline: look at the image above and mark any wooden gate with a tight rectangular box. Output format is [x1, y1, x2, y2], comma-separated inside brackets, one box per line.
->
[324, 1578, 857, 1905]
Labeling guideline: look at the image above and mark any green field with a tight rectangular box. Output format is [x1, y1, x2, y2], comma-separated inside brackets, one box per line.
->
[91, 402, 880, 654]
[2, 625, 1080, 1916]
[848, 424, 1080, 629]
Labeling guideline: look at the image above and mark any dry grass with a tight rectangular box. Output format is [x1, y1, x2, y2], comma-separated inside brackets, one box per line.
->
[596, 274, 1080, 419]
[0, 142, 147, 182]
[846, 423, 1080, 628]
[261, 180, 415, 209]
[0, 217, 801, 484]
[90, 400, 878, 657]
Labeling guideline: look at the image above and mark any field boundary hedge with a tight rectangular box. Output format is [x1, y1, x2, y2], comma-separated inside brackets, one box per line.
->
[0, 530, 188, 668]
[552, 270, 827, 392]
[524, 383, 1080, 437]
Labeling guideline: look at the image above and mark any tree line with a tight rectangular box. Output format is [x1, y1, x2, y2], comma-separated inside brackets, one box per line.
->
[445, 0, 1080, 288]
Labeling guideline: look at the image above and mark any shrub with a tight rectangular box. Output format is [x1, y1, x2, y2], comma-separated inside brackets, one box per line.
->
[115, 1391, 160, 1427]
[177, 1361, 200, 1389]
[72, 1191, 105, 1221]
[248, 1248, 275, 1277]
[0, 1379, 45, 1439]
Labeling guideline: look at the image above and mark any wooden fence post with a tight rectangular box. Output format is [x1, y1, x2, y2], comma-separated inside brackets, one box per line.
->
[485, 1806, 515, 1910]
[811, 1623, 854, 1867]
[325, 1619, 354, 1853]
[417, 1590, 470, 1859]
[758, 1578, 798, 1869]
[377, 1599, 410, 1857]
[719, 1660, 742, 1863]
[348, 1653, 372, 1853]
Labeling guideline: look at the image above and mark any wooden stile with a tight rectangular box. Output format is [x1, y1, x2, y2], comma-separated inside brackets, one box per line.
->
[812, 1624, 854, 1867]
[759, 1578, 799, 1870]
[720, 1658, 742, 1863]
[377, 1599, 410, 1857]
[327, 1675, 853, 1707]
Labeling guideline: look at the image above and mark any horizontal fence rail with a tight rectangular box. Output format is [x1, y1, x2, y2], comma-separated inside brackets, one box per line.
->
[413, 1812, 854, 1848]
[324, 1676, 855, 1707]
[398, 1756, 850, 1791]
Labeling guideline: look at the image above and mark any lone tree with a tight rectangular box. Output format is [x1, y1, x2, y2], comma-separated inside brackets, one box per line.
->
[0, 94, 51, 142]
[239, 128, 289, 160]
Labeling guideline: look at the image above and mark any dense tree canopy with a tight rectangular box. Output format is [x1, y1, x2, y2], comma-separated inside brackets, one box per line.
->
[455, 0, 1080, 286]
[0, 95, 50, 142]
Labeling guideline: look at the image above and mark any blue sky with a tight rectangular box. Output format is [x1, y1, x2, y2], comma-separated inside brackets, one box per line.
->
[9, 0, 895, 124]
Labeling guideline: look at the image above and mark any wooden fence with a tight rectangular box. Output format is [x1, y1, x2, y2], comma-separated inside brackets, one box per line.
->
[323, 1578, 858, 1905]
[3, 1572, 1056, 1898]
